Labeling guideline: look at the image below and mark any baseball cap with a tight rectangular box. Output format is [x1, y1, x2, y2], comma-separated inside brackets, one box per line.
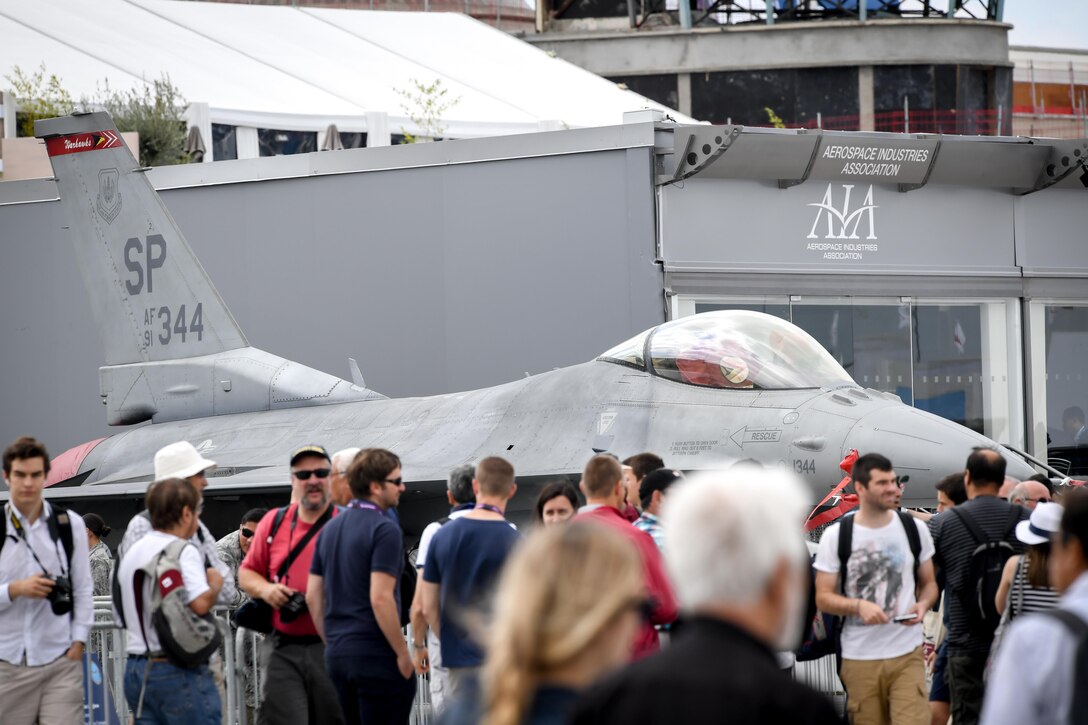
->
[290, 445, 331, 467]
[639, 468, 684, 507]
[154, 441, 217, 480]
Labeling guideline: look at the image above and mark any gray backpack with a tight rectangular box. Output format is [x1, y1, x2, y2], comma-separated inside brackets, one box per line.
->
[133, 539, 222, 668]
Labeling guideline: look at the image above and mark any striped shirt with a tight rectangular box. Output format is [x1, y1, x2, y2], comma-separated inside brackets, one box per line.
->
[930, 496, 1029, 656]
[1009, 556, 1060, 618]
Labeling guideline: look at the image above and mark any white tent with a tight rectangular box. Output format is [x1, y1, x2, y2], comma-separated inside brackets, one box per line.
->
[0, 0, 695, 156]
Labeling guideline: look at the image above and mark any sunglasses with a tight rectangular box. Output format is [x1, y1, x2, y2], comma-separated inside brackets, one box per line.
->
[293, 468, 331, 481]
[384, 477, 403, 486]
[240, 528, 255, 539]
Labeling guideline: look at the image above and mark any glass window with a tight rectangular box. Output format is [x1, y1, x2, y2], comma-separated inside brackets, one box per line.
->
[790, 299, 911, 399]
[695, 301, 790, 320]
[1043, 306, 1088, 449]
[599, 330, 649, 369]
[258, 129, 317, 157]
[912, 304, 985, 435]
[339, 132, 367, 149]
[644, 311, 854, 390]
[672, 295, 1023, 448]
[212, 124, 237, 161]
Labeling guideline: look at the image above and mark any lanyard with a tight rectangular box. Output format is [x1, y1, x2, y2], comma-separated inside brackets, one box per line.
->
[474, 503, 504, 516]
[346, 500, 382, 513]
[7, 504, 61, 577]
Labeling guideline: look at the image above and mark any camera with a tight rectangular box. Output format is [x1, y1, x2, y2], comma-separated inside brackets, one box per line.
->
[278, 592, 308, 623]
[46, 576, 73, 616]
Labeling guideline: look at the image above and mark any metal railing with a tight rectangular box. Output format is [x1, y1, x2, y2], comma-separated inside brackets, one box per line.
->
[84, 596, 434, 725]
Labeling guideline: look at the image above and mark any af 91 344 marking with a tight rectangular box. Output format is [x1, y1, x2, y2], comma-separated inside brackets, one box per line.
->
[142, 303, 204, 348]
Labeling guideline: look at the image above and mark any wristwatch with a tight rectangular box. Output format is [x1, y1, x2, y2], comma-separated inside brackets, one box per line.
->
[412, 642, 426, 650]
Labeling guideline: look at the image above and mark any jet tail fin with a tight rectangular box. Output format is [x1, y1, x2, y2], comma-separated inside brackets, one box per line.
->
[35, 112, 247, 365]
[37, 113, 384, 426]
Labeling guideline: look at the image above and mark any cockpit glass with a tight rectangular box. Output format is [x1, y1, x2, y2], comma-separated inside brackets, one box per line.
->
[601, 311, 854, 390]
[598, 329, 650, 369]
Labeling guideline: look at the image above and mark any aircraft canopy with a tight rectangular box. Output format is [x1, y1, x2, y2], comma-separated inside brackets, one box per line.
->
[599, 310, 855, 390]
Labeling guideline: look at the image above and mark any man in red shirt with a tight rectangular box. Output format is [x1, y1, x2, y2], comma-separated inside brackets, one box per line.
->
[577, 454, 678, 658]
[239, 445, 344, 725]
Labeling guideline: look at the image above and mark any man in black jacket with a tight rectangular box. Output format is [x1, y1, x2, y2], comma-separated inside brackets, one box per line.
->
[571, 468, 843, 725]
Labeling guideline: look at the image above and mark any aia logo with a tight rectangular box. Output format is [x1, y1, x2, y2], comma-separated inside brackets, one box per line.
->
[806, 184, 878, 240]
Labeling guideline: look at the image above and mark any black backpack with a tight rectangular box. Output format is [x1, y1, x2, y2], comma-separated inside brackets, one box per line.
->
[0, 503, 75, 565]
[796, 511, 922, 666]
[951, 506, 1021, 639]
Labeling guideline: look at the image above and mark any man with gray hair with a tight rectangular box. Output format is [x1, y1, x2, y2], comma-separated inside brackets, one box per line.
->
[571, 468, 841, 724]
[1008, 480, 1051, 511]
[408, 463, 475, 715]
[329, 447, 362, 507]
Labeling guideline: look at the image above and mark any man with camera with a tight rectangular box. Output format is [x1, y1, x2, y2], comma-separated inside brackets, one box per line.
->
[0, 436, 94, 725]
[240, 445, 344, 725]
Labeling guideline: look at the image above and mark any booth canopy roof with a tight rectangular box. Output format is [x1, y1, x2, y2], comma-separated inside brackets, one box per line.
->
[0, 0, 694, 136]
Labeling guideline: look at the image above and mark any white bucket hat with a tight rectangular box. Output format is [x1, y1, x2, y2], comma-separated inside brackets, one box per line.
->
[1015, 501, 1063, 546]
[154, 441, 217, 481]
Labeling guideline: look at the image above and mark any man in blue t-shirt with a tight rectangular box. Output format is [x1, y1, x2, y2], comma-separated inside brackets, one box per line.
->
[422, 456, 522, 694]
[307, 448, 416, 724]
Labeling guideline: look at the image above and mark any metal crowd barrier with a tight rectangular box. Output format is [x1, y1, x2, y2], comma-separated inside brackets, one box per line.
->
[793, 655, 847, 716]
[85, 594, 840, 724]
[84, 596, 434, 725]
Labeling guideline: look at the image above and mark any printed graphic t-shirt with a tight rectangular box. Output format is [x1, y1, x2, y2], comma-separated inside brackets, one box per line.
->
[814, 514, 935, 660]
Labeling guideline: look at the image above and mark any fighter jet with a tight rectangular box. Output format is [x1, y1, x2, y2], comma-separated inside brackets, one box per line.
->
[26, 112, 1037, 535]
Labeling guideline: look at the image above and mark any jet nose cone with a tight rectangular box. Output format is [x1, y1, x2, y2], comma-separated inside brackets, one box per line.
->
[844, 404, 1032, 506]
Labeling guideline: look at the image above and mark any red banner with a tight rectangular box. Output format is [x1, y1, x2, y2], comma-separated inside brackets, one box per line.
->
[45, 130, 122, 157]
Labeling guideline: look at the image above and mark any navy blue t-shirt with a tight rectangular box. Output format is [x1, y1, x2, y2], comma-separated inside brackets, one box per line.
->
[311, 506, 404, 659]
[422, 517, 521, 668]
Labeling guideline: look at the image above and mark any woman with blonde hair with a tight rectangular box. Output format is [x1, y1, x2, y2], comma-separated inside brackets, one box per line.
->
[441, 521, 646, 725]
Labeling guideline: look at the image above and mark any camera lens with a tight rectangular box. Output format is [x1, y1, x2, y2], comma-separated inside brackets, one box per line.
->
[48, 576, 73, 616]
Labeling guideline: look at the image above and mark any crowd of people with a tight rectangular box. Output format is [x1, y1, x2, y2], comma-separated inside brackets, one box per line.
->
[1, 432, 1087, 725]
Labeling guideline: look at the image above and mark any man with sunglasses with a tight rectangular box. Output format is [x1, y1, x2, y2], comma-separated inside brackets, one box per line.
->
[240, 445, 343, 725]
[217, 509, 268, 607]
[308, 448, 416, 724]
[217, 508, 268, 720]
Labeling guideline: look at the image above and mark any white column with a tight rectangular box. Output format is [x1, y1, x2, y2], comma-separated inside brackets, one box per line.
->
[235, 127, 260, 159]
[365, 112, 390, 147]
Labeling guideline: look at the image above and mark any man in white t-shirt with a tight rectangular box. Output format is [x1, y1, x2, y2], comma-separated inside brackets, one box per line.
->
[814, 452, 938, 725]
[409, 463, 476, 716]
[118, 477, 223, 724]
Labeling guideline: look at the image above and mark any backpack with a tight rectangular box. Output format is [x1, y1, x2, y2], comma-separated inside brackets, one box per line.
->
[951, 506, 1021, 639]
[796, 512, 922, 665]
[1, 503, 76, 612]
[132, 539, 223, 668]
[1044, 609, 1088, 725]
[113, 510, 213, 629]
[1, 502, 75, 566]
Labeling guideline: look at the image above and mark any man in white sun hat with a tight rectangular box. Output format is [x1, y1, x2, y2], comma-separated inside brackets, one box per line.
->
[116, 441, 236, 604]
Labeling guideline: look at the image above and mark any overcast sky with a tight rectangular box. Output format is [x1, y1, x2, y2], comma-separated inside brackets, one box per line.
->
[1005, 0, 1088, 50]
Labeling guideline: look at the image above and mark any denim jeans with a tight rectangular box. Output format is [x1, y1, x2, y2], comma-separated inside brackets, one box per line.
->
[124, 656, 221, 724]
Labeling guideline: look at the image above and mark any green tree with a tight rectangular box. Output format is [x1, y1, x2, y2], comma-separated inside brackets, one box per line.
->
[91, 76, 189, 167]
[5, 63, 75, 137]
[396, 78, 460, 143]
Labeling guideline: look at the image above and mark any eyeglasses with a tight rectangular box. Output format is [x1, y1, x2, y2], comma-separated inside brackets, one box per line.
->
[1026, 497, 1051, 504]
[240, 528, 255, 539]
[293, 468, 331, 481]
[384, 477, 403, 486]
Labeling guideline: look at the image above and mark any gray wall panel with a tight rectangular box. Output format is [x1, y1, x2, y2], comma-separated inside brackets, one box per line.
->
[0, 147, 663, 453]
